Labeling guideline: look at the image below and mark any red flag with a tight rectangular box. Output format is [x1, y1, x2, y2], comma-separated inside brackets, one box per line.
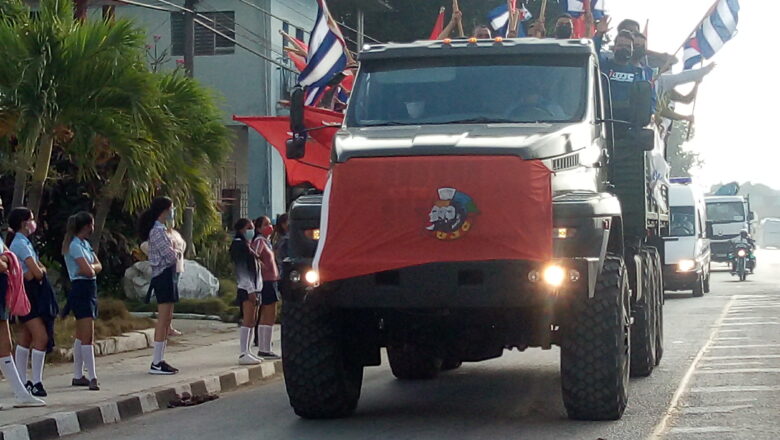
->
[285, 49, 308, 72]
[233, 109, 343, 190]
[429, 7, 446, 40]
[314, 156, 553, 282]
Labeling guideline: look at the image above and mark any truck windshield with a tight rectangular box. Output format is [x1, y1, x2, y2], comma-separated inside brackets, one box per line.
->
[347, 55, 588, 127]
[706, 202, 745, 224]
[670, 206, 696, 237]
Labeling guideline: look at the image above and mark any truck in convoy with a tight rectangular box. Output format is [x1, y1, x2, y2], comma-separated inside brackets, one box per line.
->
[759, 218, 780, 249]
[662, 178, 711, 297]
[705, 195, 754, 263]
[280, 37, 667, 421]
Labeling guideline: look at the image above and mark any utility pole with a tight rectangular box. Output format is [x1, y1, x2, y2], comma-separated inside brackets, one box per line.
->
[74, 0, 88, 20]
[183, 0, 197, 77]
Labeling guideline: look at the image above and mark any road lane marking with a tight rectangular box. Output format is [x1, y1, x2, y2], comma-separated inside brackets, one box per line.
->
[648, 296, 735, 440]
[703, 354, 780, 360]
[668, 426, 735, 434]
[707, 344, 780, 348]
[699, 362, 765, 367]
[718, 322, 780, 326]
[680, 405, 752, 414]
[694, 368, 780, 374]
[690, 385, 780, 393]
[713, 337, 749, 340]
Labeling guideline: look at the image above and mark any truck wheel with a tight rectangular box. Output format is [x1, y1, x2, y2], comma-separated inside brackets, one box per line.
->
[561, 255, 630, 421]
[692, 275, 704, 297]
[282, 300, 363, 419]
[649, 250, 664, 366]
[441, 358, 463, 371]
[387, 345, 443, 380]
[630, 251, 656, 377]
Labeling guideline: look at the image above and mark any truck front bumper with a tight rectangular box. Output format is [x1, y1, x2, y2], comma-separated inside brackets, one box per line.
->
[282, 258, 601, 308]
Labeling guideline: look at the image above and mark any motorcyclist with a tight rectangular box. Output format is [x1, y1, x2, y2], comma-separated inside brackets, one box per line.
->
[730, 229, 756, 273]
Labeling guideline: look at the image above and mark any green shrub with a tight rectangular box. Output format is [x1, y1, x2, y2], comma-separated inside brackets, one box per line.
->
[218, 278, 237, 300]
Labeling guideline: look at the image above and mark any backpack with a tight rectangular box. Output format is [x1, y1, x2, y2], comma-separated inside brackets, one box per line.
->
[3, 251, 31, 317]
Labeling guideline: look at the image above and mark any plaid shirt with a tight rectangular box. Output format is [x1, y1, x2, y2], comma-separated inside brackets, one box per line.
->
[149, 222, 178, 277]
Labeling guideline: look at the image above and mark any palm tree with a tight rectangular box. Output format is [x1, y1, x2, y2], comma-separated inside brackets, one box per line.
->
[0, 0, 149, 215]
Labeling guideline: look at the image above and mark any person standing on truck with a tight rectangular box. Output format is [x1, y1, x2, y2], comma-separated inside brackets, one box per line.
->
[594, 26, 645, 115]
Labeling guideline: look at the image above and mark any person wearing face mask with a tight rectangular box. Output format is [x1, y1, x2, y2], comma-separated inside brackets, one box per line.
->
[62, 212, 102, 391]
[231, 218, 263, 365]
[553, 14, 574, 39]
[595, 28, 645, 117]
[6, 207, 51, 398]
[139, 197, 180, 375]
[250, 216, 280, 360]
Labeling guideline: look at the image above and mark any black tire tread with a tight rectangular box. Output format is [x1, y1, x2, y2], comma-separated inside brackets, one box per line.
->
[630, 250, 656, 377]
[282, 300, 363, 419]
[561, 256, 630, 421]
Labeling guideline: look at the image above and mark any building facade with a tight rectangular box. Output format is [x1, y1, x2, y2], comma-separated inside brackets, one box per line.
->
[86, 0, 317, 221]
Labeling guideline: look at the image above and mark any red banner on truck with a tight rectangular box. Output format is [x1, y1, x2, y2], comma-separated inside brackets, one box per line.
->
[314, 155, 553, 282]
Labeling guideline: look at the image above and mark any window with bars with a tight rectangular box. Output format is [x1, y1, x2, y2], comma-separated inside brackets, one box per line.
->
[171, 11, 235, 56]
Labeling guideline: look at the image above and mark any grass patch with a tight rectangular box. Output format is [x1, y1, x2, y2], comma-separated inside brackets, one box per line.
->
[52, 298, 155, 352]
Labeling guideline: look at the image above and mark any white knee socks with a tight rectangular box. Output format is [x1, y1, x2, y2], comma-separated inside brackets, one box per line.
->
[152, 341, 165, 364]
[73, 339, 84, 379]
[31, 349, 45, 385]
[239, 327, 251, 355]
[81, 345, 97, 381]
[259, 325, 273, 353]
[1, 355, 30, 398]
[14, 345, 30, 383]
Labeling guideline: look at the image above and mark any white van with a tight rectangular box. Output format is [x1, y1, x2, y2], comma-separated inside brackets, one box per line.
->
[663, 179, 711, 296]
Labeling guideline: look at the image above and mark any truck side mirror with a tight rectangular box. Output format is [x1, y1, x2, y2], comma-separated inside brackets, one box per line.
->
[630, 81, 653, 127]
[705, 221, 714, 239]
[749, 211, 756, 221]
[287, 86, 306, 159]
[636, 128, 655, 151]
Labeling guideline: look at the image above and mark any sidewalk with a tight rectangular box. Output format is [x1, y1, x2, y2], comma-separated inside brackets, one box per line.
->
[0, 319, 282, 440]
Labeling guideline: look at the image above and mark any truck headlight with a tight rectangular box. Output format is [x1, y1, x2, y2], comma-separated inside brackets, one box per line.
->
[304, 269, 320, 286]
[677, 260, 696, 272]
[542, 265, 566, 287]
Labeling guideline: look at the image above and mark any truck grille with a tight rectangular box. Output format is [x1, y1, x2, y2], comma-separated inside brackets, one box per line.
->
[552, 154, 580, 171]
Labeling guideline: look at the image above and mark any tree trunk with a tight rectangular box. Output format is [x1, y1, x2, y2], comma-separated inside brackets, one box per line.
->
[26, 132, 54, 217]
[12, 167, 27, 209]
[91, 159, 128, 253]
[74, 0, 89, 21]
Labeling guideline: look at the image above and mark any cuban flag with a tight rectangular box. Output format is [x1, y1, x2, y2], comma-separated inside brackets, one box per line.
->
[487, 3, 532, 38]
[298, 0, 348, 106]
[567, 0, 607, 20]
[683, 38, 703, 70]
[695, 0, 739, 60]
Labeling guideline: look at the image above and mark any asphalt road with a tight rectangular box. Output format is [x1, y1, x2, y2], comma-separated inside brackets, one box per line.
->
[76, 250, 780, 440]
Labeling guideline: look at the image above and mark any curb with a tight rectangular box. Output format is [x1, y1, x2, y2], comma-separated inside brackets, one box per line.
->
[0, 361, 282, 440]
[52, 329, 155, 362]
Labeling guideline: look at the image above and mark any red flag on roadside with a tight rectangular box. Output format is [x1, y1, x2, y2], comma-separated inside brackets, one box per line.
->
[429, 7, 446, 39]
[314, 156, 553, 282]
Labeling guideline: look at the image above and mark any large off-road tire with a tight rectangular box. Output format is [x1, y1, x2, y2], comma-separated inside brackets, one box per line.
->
[692, 275, 704, 297]
[630, 250, 656, 377]
[647, 249, 664, 366]
[282, 300, 364, 419]
[561, 255, 631, 421]
[441, 358, 463, 371]
[387, 345, 443, 380]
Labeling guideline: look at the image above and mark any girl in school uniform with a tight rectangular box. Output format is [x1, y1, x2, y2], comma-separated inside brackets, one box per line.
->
[138, 197, 180, 375]
[5, 207, 50, 397]
[62, 212, 102, 391]
[251, 216, 280, 360]
[0, 237, 46, 407]
[230, 218, 263, 365]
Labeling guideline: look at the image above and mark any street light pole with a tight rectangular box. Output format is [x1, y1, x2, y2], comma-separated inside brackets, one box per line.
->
[356, 8, 364, 50]
[183, 0, 198, 77]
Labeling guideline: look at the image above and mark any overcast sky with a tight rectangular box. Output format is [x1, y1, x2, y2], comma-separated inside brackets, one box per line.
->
[608, 0, 776, 190]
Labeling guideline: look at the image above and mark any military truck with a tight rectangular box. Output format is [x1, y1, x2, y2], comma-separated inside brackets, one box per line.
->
[280, 37, 667, 421]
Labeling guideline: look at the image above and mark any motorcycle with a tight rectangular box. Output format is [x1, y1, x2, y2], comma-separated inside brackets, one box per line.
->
[729, 243, 753, 281]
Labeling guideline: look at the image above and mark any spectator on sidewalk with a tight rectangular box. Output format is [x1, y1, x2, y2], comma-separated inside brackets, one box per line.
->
[6, 207, 50, 398]
[62, 212, 102, 391]
[251, 216, 280, 360]
[0, 237, 46, 408]
[230, 218, 263, 366]
[139, 197, 180, 375]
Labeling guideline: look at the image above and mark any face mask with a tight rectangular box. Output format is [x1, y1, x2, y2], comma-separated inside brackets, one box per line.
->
[244, 229, 255, 241]
[27, 220, 37, 234]
[167, 207, 175, 223]
[555, 24, 573, 39]
[615, 47, 632, 62]
[262, 225, 274, 237]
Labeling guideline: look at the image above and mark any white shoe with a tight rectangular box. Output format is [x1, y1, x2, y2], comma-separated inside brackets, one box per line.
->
[14, 393, 46, 408]
[239, 354, 262, 365]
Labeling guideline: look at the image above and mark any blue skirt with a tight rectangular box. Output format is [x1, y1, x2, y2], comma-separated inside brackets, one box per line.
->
[68, 279, 98, 320]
